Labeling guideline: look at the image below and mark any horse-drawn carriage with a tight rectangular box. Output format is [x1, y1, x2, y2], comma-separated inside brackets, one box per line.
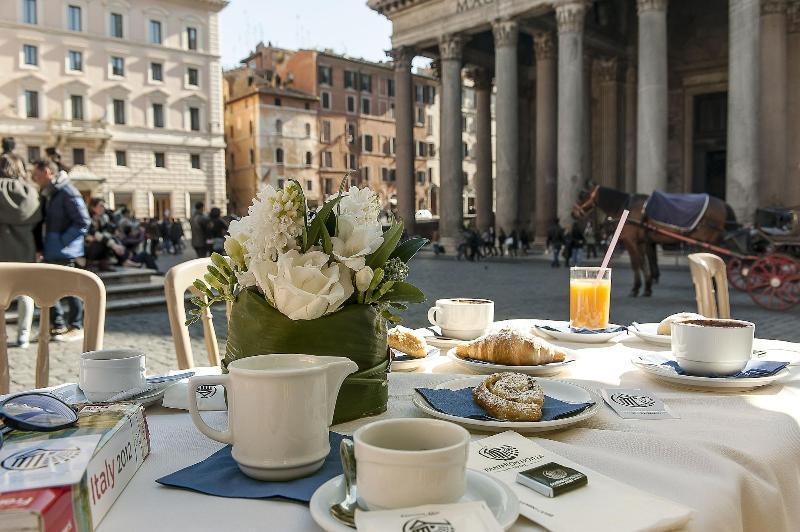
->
[573, 185, 800, 311]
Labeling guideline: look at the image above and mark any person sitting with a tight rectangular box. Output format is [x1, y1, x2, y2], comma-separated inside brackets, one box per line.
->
[85, 198, 124, 272]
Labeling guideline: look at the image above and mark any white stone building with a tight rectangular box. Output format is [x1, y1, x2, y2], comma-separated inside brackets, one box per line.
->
[0, 0, 228, 219]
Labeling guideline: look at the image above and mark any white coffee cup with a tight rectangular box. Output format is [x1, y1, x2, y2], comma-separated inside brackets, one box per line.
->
[352, 418, 470, 510]
[187, 354, 357, 481]
[428, 298, 494, 340]
[79, 349, 146, 401]
[671, 318, 755, 376]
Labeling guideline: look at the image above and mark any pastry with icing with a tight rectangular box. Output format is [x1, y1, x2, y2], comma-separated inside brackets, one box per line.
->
[473, 372, 544, 421]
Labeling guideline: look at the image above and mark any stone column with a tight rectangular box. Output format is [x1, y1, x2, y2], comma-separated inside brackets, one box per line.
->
[788, 2, 800, 207]
[727, 0, 760, 223]
[759, 0, 787, 206]
[583, 51, 593, 185]
[556, 0, 589, 225]
[636, 0, 669, 194]
[470, 67, 494, 233]
[623, 61, 637, 193]
[438, 34, 464, 249]
[596, 57, 620, 188]
[390, 46, 416, 235]
[493, 18, 520, 234]
[534, 31, 557, 242]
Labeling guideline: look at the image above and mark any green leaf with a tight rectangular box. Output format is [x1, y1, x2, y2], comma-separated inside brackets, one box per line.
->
[366, 221, 404, 269]
[381, 282, 425, 304]
[389, 302, 408, 311]
[390, 237, 428, 263]
[307, 195, 342, 250]
[211, 253, 234, 277]
[325, 209, 337, 238]
[321, 220, 333, 255]
[204, 272, 224, 290]
[189, 296, 205, 308]
[371, 280, 395, 302]
[193, 280, 214, 299]
[288, 178, 309, 250]
[380, 309, 402, 323]
[207, 265, 231, 287]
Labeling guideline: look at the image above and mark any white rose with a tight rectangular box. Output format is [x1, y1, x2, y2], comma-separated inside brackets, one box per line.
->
[249, 249, 354, 320]
[355, 266, 374, 292]
[330, 215, 384, 271]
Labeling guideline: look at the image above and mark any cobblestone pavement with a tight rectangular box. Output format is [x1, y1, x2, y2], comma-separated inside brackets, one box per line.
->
[6, 254, 799, 393]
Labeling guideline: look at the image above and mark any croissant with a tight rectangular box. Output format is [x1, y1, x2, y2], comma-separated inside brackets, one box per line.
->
[455, 328, 567, 366]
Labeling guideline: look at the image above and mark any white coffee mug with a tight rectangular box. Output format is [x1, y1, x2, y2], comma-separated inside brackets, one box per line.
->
[79, 349, 146, 402]
[187, 354, 357, 481]
[671, 318, 755, 376]
[352, 418, 470, 510]
[428, 298, 494, 340]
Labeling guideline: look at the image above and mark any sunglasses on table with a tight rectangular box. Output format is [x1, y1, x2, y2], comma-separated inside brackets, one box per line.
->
[0, 393, 79, 450]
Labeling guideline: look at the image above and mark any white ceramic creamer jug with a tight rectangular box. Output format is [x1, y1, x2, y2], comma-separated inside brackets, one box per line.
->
[188, 354, 358, 480]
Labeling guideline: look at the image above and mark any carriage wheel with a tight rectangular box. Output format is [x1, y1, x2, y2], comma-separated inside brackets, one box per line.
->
[726, 257, 750, 291]
[745, 255, 800, 310]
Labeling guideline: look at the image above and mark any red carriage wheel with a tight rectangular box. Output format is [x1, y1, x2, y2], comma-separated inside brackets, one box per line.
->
[726, 257, 750, 291]
[746, 255, 800, 310]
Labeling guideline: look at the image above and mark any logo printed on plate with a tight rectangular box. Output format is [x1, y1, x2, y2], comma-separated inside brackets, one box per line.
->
[2, 447, 82, 471]
[403, 518, 455, 532]
[478, 444, 519, 461]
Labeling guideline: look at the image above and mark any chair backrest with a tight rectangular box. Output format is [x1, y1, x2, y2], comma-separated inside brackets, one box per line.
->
[0, 263, 105, 394]
[164, 258, 227, 369]
[688, 253, 731, 319]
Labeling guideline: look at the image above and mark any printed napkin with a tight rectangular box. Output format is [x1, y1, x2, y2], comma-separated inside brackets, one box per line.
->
[415, 387, 594, 421]
[640, 353, 788, 378]
[355, 501, 503, 532]
[537, 323, 627, 334]
[156, 432, 348, 502]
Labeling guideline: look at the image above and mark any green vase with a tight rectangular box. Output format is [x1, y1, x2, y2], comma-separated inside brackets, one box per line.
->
[224, 288, 388, 424]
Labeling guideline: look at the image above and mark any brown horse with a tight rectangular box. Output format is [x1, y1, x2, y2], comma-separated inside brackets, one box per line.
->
[572, 185, 731, 297]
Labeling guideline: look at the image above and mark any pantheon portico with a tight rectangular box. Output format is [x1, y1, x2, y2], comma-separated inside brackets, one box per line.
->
[370, 0, 800, 246]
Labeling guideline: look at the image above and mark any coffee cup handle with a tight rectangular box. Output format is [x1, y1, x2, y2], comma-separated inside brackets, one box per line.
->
[427, 306, 441, 326]
[188, 375, 232, 444]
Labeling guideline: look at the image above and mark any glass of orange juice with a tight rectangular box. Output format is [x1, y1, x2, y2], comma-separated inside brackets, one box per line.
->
[570, 267, 612, 330]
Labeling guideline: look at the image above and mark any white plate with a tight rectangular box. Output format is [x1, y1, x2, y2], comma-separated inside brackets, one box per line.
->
[631, 355, 791, 391]
[413, 376, 599, 434]
[629, 322, 672, 346]
[533, 323, 625, 344]
[309, 469, 520, 532]
[446, 348, 574, 376]
[390, 347, 439, 372]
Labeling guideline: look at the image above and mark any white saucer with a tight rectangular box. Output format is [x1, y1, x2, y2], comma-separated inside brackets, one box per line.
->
[413, 376, 599, 434]
[309, 469, 520, 531]
[533, 323, 626, 344]
[631, 355, 791, 391]
[446, 348, 574, 376]
[628, 322, 671, 346]
[390, 347, 439, 372]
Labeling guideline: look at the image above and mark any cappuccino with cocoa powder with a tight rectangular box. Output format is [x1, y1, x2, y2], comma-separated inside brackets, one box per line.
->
[682, 319, 749, 328]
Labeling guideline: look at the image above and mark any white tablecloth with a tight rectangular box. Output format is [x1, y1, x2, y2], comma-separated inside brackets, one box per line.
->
[99, 323, 800, 531]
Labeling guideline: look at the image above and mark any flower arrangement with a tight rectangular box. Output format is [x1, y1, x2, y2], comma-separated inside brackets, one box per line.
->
[187, 177, 427, 325]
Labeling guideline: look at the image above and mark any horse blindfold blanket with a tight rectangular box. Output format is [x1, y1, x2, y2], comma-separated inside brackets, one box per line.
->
[644, 191, 709, 232]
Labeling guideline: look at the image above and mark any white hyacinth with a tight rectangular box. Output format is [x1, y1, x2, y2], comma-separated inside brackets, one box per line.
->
[241, 182, 306, 263]
[338, 186, 381, 226]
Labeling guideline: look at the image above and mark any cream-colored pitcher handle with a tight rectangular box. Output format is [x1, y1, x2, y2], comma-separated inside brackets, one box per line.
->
[188, 375, 232, 444]
[427, 306, 441, 326]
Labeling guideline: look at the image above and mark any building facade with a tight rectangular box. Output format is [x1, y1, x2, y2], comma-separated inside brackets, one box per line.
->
[225, 44, 441, 221]
[0, 0, 227, 219]
[370, 0, 800, 246]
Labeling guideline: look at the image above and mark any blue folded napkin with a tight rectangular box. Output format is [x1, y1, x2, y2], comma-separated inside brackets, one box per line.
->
[660, 359, 788, 379]
[416, 387, 594, 422]
[156, 432, 348, 503]
[537, 323, 627, 334]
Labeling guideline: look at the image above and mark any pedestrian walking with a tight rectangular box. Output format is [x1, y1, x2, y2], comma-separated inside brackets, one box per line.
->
[508, 230, 519, 257]
[31, 158, 90, 343]
[568, 222, 585, 267]
[169, 218, 184, 254]
[519, 228, 530, 255]
[0, 137, 41, 348]
[190, 202, 209, 258]
[159, 216, 173, 254]
[546, 218, 565, 268]
[206, 207, 228, 254]
[584, 221, 598, 259]
[498, 229, 507, 256]
[145, 218, 161, 257]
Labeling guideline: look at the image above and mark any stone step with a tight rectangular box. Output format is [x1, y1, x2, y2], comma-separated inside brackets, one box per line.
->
[96, 268, 159, 286]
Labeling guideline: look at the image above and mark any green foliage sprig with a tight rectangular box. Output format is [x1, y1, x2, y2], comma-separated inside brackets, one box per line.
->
[185, 253, 237, 326]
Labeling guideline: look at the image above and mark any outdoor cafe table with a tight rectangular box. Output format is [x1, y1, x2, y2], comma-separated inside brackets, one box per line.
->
[99, 320, 800, 531]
